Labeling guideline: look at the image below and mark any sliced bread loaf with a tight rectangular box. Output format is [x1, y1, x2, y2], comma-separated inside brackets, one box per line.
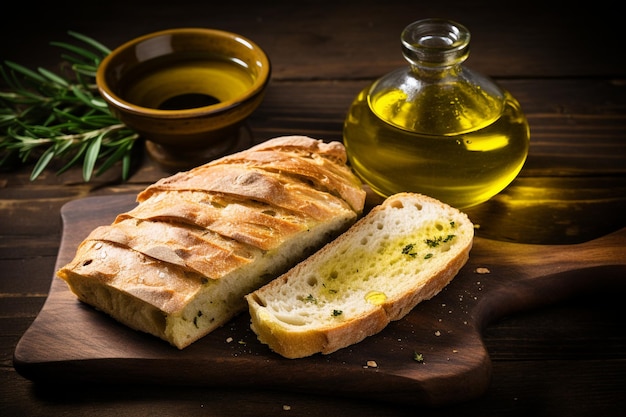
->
[56, 136, 366, 349]
[245, 193, 474, 358]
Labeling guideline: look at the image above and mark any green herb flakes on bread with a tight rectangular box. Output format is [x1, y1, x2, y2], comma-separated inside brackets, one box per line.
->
[245, 193, 474, 358]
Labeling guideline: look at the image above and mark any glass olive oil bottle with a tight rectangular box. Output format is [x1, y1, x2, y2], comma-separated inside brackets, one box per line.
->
[343, 18, 530, 208]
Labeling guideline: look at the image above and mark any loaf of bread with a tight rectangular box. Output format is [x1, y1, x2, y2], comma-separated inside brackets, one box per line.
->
[245, 193, 474, 358]
[56, 136, 366, 349]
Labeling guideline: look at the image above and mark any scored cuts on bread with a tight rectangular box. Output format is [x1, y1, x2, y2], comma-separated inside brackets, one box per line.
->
[56, 136, 367, 349]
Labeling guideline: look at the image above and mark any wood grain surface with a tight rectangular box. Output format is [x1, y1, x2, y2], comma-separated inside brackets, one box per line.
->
[2, 1, 625, 415]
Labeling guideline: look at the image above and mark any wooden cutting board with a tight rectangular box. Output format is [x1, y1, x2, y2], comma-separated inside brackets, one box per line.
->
[13, 194, 626, 406]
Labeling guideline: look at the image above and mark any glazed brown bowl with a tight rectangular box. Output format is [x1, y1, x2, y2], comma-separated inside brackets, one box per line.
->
[96, 28, 271, 170]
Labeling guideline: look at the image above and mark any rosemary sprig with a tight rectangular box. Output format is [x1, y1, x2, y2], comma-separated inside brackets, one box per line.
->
[0, 31, 139, 181]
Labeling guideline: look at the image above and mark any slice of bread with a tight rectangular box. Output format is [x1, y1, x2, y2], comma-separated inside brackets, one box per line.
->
[245, 193, 474, 358]
[56, 136, 366, 349]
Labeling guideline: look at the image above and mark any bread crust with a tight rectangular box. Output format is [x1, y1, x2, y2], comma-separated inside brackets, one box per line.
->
[246, 193, 474, 358]
[137, 165, 356, 221]
[57, 136, 366, 349]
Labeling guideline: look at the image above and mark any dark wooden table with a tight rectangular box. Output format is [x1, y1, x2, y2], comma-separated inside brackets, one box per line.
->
[2, 1, 625, 416]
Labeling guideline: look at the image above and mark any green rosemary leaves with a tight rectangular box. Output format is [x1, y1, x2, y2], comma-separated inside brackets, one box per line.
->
[0, 31, 139, 181]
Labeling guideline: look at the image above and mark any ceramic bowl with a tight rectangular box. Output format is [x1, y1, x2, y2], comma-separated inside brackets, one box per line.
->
[96, 28, 271, 170]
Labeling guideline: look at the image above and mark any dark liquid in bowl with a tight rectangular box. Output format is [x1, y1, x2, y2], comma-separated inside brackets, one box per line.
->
[159, 93, 221, 110]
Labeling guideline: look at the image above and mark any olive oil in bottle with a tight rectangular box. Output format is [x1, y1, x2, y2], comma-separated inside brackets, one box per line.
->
[343, 19, 530, 208]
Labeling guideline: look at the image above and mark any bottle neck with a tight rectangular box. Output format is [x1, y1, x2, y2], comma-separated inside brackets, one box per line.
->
[401, 18, 470, 69]
[409, 62, 463, 82]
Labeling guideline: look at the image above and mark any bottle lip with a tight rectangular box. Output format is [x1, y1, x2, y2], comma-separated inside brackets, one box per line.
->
[401, 18, 470, 67]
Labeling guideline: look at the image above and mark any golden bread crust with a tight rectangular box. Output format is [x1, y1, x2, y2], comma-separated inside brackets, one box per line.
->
[56, 136, 366, 349]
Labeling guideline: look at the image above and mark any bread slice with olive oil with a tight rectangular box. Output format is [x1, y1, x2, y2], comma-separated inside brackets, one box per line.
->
[245, 193, 474, 358]
[56, 136, 366, 349]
